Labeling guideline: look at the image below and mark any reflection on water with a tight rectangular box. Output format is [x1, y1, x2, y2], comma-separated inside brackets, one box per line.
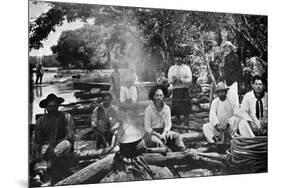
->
[31, 73, 79, 124]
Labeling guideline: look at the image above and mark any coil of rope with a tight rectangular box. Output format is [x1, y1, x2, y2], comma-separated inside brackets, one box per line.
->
[226, 136, 267, 173]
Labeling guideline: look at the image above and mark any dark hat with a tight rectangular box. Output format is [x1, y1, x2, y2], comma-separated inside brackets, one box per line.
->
[148, 85, 168, 100]
[39, 93, 65, 108]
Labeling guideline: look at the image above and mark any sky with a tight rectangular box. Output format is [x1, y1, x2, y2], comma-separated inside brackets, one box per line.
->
[29, 1, 84, 56]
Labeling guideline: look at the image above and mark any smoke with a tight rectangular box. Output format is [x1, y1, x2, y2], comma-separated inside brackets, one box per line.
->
[108, 11, 158, 82]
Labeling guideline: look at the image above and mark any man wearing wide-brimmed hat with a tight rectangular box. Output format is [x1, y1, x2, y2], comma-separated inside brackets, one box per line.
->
[202, 82, 240, 144]
[222, 41, 242, 108]
[32, 93, 75, 185]
[144, 85, 186, 151]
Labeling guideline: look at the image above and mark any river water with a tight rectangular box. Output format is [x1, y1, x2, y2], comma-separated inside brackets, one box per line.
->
[31, 72, 79, 124]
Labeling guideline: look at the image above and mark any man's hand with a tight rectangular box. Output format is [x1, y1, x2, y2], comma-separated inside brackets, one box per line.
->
[172, 75, 178, 82]
[214, 124, 223, 132]
[152, 131, 166, 143]
[41, 144, 50, 156]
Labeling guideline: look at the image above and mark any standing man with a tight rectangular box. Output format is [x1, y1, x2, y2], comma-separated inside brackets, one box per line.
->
[144, 85, 185, 152]
[32, 93, 75, 185]
[91, 93, 120, 149]
[238, 75, 268, 137]
[35, 63, 44, 85]
[168, 54, 192, 125]
[222, 41, 242, 108]
[111, 64, 121, 102]
[202, 82, 240, 144]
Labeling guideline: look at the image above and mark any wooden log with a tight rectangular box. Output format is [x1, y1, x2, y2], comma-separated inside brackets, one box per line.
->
[55, 154, 115, 186]
[56, 150, 226, 186]
[73, 82, 111, 91]
[143, 151, 226, 169]
[181, 132, 204, 142]
[172, 125, 202, 132]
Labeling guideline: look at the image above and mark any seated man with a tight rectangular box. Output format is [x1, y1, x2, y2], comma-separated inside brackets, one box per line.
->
[91, 93, 120, 149]
[203, 82, 240, 144]
[120, 67, 138, 104]
[238, 75, 268, 137]
[32, 93, 75, 185]
[144, 85, 185, 152]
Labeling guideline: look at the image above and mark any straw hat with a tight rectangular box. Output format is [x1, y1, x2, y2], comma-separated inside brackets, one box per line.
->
[221, 41, 237, 51]
[214, 82, 229, 93]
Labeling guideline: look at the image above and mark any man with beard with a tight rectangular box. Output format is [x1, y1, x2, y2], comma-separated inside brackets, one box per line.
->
[91, 93, 120, 149]
[202, 82, 239, 144]
[144, 85, 185, 151]
[32, 93, 75, 185]
[238, 75, 268, 137]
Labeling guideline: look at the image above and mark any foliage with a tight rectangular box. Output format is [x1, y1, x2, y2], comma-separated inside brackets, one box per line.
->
[29, 1, 268, 84]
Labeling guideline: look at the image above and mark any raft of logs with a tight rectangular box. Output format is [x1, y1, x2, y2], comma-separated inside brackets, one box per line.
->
[30, 81, 267, 187]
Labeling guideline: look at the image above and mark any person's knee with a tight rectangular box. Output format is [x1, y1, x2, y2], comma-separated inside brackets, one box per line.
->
[202, 123, 212, 133]
[238, 120, 249, 130]
[54, 140, 72, 157]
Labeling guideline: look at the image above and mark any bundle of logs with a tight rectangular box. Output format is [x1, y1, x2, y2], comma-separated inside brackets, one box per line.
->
[226, 136, 267, 173]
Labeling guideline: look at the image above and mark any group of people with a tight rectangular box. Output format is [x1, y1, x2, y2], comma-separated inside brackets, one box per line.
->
[203, 75, 268, 145]
[31, 41, 267, 185]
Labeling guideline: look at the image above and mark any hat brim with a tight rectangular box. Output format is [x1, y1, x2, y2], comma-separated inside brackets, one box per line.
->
[214, 88, 229, 93]
[39, 97, 64, 108]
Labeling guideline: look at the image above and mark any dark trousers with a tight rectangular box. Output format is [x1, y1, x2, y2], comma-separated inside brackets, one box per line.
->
[172, 88, 191, 116]
[35, 74, 43, 84]
[96, 131, 113, 149]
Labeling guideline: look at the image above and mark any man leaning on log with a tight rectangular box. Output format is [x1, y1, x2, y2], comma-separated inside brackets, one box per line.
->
[144, 85, 186, 151]
[31, 93, 75, 186]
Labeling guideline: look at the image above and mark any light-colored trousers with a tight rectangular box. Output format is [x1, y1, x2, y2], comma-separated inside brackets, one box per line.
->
[203, 117, 241, 143]
[227, 82, 239, 109]
[238, 120, 256, 137]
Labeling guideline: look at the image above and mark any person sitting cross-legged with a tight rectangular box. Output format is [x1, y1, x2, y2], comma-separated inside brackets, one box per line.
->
[144, 85, 185, 152]
[202, 82, 240, 145]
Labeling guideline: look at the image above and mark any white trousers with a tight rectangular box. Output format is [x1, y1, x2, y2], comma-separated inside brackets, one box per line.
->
[238, 120, 256, 137]
[203, 116, 241, 143]
[227, 82, 239, 108]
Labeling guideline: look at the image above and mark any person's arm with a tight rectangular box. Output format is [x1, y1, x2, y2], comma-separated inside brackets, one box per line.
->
[120, 86, 126, 103]
[163, 106, 172, 135]
[131, 86, 138, 103]
[109, 107, 120, 132]
[144, 107, 153, 134]
[91, 107, 98, 127]
[167, 67, 174, 84]
[209, 99, 220, 127]
[181, 65, 192, 84]
[60, 113, 75, 145]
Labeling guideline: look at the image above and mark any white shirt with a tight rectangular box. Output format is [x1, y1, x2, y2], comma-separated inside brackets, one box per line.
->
[209, 97, 235, 129]
[168, 64, 192, 89]
[120, 85, 138, 103]
[144, 103, 171, 134]
[240, 90, 268, 128]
